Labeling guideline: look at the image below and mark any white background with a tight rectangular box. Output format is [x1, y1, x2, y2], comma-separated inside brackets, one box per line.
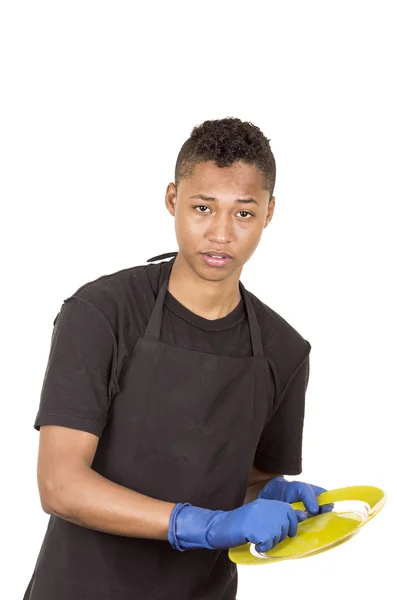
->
[1, 1, 395, 598]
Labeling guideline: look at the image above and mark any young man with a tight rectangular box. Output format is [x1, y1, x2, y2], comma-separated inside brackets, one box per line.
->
[23, 118, 327, 600]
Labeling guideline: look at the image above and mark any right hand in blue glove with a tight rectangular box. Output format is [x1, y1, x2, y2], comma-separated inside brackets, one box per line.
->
[168, 499, 307, 553]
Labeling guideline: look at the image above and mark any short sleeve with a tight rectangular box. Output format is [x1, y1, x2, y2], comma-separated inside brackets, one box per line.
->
[253, 348, 310, 475]
[34, 296, 119, 437]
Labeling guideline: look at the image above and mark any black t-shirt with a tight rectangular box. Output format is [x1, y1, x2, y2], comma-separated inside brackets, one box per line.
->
[34, 258, 311, 475]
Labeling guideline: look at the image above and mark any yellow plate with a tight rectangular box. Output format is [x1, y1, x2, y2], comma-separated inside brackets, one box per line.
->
[228, 485, 386, 565]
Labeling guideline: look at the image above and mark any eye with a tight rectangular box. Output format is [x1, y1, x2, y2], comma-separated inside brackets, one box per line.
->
[193, 204, 255, 221]
[192, 206, 254, 218]
[237, 211, 254, 219]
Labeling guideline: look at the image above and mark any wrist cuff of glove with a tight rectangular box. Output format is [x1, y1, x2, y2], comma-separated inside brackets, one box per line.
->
[258, 475, 286, 500]
[168, 502, 192, 551]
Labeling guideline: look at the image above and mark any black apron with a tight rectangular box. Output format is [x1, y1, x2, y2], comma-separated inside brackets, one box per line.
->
[24, 252, 276, 600]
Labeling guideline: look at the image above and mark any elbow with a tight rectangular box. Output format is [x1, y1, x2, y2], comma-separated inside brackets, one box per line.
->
[39, 479, 61, 515]
[38, 469, 87, 520]
[40, 498, 53, 515]
[38, 474, 72, 517]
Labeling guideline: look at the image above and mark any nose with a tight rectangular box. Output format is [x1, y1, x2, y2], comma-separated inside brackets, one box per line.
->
[206, 212, 233, 244]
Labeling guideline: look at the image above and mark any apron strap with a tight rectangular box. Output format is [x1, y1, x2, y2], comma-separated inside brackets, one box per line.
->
[239, 282, 264, 358]
[144, 253, 264, 358]
[146, 252, 178, 263]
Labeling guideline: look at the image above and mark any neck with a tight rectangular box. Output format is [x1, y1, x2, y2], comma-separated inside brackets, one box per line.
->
[167, 253, 242, 321]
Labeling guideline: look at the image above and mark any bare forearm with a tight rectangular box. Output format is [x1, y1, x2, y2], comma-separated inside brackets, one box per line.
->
[244, 480, 270, 504]
[43, 466, 176, 540]
[247, 466, 281, 487]
[244, 468, 282, 504]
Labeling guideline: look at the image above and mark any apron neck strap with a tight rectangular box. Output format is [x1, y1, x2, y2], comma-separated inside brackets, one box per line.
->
[144, 253, 264, 358]
[147, 252, 178, 263]
[239, 281, 264, 358]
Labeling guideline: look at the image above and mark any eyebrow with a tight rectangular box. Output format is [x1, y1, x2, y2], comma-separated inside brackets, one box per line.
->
[188, 194, 261, 207]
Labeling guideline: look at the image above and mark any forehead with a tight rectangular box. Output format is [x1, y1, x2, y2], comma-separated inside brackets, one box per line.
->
[181, 160, 265, 195]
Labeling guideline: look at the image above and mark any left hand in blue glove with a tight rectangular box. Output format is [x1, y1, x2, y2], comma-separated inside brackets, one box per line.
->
[258, 476, 333, 517]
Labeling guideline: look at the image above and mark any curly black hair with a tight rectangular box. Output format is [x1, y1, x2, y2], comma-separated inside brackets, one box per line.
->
[174, 117, 276, 198]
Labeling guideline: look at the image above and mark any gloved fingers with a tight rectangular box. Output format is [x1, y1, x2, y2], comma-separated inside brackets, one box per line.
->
[295, 509, 308, 523]
[272, 533, 281, 547]
[272, 517, 291, 547]
[255, 534, 273, 554]
[279, 521, 289, 544]
[310, 485, 332, 514]
[287, 507, 299, 537]
[300, 485, 321, 515]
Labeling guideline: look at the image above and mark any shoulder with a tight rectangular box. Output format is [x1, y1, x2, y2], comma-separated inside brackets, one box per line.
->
[61, 260, 170, 336]
[247, 289, 311, 392]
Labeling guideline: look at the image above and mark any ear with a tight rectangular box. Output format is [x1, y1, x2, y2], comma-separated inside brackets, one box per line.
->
[264, 196, 276, 228]
[165, 183, 177, 216]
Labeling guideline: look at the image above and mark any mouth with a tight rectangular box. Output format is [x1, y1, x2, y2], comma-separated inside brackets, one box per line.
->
[200, 252, 233, 268]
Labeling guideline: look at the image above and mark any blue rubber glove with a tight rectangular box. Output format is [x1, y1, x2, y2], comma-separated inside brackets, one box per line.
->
[168, 499, 308, 554]
[258, 476, 332, 516]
